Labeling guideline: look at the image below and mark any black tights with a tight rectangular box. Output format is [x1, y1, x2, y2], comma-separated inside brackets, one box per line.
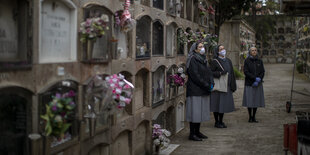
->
[213, 112, 224, 123]
[189, 122, 201, 135]
[247, 108, 257, 118]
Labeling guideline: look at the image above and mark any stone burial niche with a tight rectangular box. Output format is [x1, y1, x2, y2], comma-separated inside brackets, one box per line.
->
[0, 87, 32, 155]
[83, 4, 112, 62]
[152, 21, 164, 56]
[39, 0, 77, 63]
[152, 66, 165, 107]
[166, 23, 177, 57]
[136, 16, 151, 59]
[0, 0, 32, 70]
[39, 80, 79, 153]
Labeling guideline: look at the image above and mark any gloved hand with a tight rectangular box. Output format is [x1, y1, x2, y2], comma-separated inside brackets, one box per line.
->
[255, 77, 261, 83]
[252, 81, 258, 87]
[209, 84, 214, 91]
[220, 70, 228, 75]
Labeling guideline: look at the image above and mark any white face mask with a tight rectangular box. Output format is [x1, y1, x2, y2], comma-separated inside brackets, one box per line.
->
[199, 48, 205, 55]
[219, 49, 226, 57]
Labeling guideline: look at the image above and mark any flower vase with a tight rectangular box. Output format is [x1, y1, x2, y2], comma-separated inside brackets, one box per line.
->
[87, 40, 95, 60]
[155, 145, 160, 154]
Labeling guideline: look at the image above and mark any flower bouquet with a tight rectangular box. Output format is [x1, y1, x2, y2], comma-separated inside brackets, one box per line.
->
[40, 91, 76, 144]
[105, 74, 134, 109]
[79, 14, 109, 43]
[152, 124, 171, 152]
[168, 68, 186, 87]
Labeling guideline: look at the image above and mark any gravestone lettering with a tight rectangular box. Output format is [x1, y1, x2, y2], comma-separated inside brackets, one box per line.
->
[41, 0, 71, 62]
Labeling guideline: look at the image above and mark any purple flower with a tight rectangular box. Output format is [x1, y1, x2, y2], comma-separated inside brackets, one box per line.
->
[68, 90, 75, 97]
[55, 93, 62, 99]
[52, 105, 57, 111]
[70, 101, 75, 106]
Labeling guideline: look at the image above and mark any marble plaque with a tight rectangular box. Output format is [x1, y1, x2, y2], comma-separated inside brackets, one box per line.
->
[176, 103, 184, 132]
[0, 1, 18, 61]
[40, 0, 74, 62]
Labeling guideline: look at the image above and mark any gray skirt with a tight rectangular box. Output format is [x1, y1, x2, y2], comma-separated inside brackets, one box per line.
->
[210, 89, 235, 113]
[242, 84, 265, 108]
[186, 95, 211, 123]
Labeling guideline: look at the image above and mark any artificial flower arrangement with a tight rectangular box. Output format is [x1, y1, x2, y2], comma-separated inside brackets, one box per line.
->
[114, 0, 136, 32]
[183, 30, 218, 52]
[241, 41, 246, 50]
[40, 90, 76, 146]
[152, 124, 171, 151]
[168, 68, 186, 87]
[79, 14, 109, 43]
[105, 74, 134, 109]
[198, 2, 215, 17]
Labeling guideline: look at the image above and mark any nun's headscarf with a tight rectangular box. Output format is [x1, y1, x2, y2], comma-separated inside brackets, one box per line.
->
[213, 44, 222, 59]
[186, 42, 199, 69]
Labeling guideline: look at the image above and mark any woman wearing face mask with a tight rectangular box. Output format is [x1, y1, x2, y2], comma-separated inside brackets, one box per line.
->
[186, 41, 214, 141]
[242, 47, 265, 123]
[210, 45, 237, 128]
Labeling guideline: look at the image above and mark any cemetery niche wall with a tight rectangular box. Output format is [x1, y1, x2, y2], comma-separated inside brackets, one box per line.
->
[0, 0, 217, 154]
[0, 0, 32, 70]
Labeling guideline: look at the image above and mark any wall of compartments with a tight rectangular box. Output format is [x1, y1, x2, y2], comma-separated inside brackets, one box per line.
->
[0, 0, 216, 155]
[296, 17, 310, 79]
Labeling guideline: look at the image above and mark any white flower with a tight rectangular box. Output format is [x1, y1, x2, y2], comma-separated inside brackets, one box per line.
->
[118, 81, 125, 87]
[115, 88, 122, 94]
[178, 68, 184, 73]
[162, 129, 171, 137]
[153, 139, 160, 145]
[159, 135, 165, 141]
[101, 14, 109, 22]
[181, 73, 186, 79]
[54, 115, 62, 123]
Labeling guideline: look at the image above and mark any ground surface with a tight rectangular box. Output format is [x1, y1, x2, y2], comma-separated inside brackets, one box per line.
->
[170, 64, 310, 155]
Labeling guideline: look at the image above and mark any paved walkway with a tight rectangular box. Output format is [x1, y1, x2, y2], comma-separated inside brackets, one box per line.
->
[170, 64, 310, 155]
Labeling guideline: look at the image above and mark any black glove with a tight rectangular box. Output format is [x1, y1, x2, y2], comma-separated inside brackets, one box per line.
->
[220, 70, 228, 75]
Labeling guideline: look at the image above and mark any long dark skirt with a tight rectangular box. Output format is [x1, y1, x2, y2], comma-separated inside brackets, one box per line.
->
[210, 89, 235, 113]
[242, 84, 265, 108]
[186, 95, 211, 123]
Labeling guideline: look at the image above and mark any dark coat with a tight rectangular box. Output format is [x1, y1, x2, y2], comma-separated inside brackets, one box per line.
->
[243, 56, 265, 86]
[210, 57, 237, 92]
[186, 52, 214, 97]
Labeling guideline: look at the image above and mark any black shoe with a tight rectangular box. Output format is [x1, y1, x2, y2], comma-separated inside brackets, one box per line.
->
[219, 122, 227, 128]
[248, 117, 253, 123]
[189, 135, 203, 141]
[214, 122, 220, 128]
[252, 118, 259, 123]
[197, 132, 208, 139]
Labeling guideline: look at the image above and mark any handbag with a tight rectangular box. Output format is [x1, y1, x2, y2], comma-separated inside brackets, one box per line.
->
[212, 59, 228, 92]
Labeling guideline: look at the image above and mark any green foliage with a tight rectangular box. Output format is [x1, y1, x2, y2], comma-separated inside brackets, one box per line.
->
[234, 67, 245, 79]
[296, 62, 304, 73]
[215, 0, 255, 34]
[40, 91, 76, 138]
